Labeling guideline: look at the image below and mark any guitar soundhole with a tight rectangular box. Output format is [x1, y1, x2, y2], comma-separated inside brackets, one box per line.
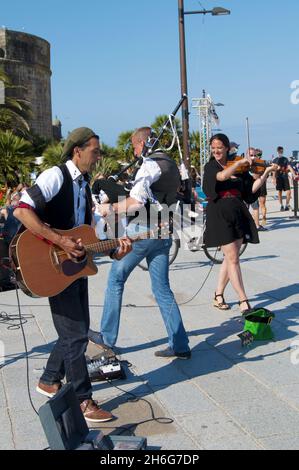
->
[61, 258, 87, 276]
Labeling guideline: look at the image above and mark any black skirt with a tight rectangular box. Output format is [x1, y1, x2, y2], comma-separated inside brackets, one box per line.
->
[204, 197, 259, 247]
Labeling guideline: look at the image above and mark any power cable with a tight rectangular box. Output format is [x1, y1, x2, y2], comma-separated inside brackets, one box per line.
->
[0, 251, 216, 312]
[10, 284, 39, 416]
[0, 309, 34, 330]
[90, 378, 173, 437]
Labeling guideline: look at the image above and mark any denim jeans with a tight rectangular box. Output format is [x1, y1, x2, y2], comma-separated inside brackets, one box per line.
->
[100, 238, 190, 353]
[40, 278, 92, 402]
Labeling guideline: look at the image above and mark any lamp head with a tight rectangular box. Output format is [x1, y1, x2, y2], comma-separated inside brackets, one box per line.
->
[212, 7, 231, 16]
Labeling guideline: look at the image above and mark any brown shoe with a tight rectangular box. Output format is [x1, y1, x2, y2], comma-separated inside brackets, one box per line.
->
[36, 381, 62, 398]
[80, 399, 114, 423]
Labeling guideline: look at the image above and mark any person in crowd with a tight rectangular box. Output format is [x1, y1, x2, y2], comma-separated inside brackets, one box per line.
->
[0, 190, 22, 246]
[273, 146, 296, 211]
[14, 127, 131, 423]
[255, 149, 268, 226]
[0, 191, 22, 291]
[203, 134, 278, 314]
[249, 148, 268, 232]
[229, 141, 240, 159]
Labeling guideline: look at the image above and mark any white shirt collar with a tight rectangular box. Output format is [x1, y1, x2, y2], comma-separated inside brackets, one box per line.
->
[66, 159, 84, 182]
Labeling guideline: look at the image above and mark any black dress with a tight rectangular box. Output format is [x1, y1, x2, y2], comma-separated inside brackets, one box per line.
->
[203, 159, 259, 248]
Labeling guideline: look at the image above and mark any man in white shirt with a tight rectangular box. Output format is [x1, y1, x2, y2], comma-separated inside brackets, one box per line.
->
[14, 127, 131, 423]
[89, 127, 191, 360]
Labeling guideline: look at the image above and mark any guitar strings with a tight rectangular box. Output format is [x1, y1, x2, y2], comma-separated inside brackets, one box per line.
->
[55, 231, 153, 257]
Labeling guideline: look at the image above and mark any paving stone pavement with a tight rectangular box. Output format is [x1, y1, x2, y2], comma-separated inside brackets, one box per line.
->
[0, 188, 299, 450]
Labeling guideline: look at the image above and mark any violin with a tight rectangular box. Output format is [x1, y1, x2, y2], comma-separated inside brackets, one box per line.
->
[225, 156, 273, 175]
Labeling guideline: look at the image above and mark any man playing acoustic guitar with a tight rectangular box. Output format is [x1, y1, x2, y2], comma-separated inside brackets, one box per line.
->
[14, 128, 131, 424]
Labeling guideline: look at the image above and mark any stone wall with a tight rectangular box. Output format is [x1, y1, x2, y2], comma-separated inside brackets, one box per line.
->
[0, 29, 53, 139]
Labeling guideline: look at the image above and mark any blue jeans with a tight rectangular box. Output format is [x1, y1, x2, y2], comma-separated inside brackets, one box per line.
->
[100, 238, 190, 353]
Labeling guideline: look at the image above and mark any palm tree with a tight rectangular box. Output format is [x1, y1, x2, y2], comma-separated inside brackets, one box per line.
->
[189, 131, 201, 170]
[0, 130, 35, 187]
[92, 157, 121, 182]
[0, 67, 32, 135]
[151, 114, 183, 163]
[100, 142, 119, 160]
[39, 142, 63, 171]
[116, 130, 134, 162]
[30, 133, 51, 159]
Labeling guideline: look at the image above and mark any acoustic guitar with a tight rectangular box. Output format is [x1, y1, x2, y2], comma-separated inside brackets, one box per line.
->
[9, 224, 167, 298]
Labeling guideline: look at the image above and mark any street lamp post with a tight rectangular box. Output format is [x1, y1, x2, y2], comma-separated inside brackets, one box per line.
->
[178, 1, 230, 172]
[178, 0, 189, 170]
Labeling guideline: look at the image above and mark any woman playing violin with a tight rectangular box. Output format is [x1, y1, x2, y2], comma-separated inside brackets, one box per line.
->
[203, 133, 278, 314]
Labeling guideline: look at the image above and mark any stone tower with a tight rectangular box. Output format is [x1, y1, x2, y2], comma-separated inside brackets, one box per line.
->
[52, 116, 62, 141]
[0, 28, 53, 139]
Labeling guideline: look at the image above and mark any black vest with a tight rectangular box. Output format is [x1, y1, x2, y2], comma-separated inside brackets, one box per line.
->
[29, 164, 92, 230]
[128, 152, 180, 229]
[147, 152, 180, 207]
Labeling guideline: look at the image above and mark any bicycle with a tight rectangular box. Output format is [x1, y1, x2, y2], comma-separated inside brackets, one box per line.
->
[92, 187, 247, 270]
[137, 199, 247, 270]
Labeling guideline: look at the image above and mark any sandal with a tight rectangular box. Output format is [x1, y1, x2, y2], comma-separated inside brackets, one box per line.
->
[213, 293, 230, 311]
[238, 299, 252, 315]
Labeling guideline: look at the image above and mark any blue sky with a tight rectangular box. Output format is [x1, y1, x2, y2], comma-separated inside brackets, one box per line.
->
[2, 0, 299, 159]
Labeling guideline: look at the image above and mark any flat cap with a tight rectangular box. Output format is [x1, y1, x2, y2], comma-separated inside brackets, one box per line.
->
[61, 127, 98, 161]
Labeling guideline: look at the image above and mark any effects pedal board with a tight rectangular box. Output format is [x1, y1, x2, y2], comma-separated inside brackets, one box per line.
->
[86, 356, 126, 382]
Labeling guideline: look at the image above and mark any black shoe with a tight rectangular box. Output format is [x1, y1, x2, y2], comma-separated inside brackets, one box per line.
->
[88, 329, 106, 346]
[285, 205, 291, 211]
[280, 205, 285, 211]
[154, 347, 191, 360]
[257, 225, 268, 232]
[88, 329, 115, 358]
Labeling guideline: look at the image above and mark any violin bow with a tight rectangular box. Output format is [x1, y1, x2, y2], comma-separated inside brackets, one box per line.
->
[246, 117, 251, 154]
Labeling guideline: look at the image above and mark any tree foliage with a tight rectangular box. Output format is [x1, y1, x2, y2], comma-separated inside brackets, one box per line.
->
[39, 142, 64, 172]
[116, 130, 134, 162]
[0, 67, 32, 136]
[0, 130, 35, 187]
[92, 158, 122, 181]
[189, 130, 201, 169]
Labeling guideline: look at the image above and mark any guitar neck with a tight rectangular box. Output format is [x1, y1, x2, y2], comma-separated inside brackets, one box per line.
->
[86, 230, 154, 255]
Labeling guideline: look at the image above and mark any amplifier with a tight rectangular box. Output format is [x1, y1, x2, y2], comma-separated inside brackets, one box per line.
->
[39, 383, 147, 450]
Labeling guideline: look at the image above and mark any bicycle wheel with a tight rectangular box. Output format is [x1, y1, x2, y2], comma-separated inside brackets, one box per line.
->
[203, 242, 248, 264]
[137, 238, 180, 271]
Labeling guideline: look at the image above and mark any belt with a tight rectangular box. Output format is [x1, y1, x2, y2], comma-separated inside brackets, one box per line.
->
[218, 190, 241, 199]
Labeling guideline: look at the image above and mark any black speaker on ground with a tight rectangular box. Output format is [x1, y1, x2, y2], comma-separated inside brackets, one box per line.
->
[39, 383, 147, 451]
